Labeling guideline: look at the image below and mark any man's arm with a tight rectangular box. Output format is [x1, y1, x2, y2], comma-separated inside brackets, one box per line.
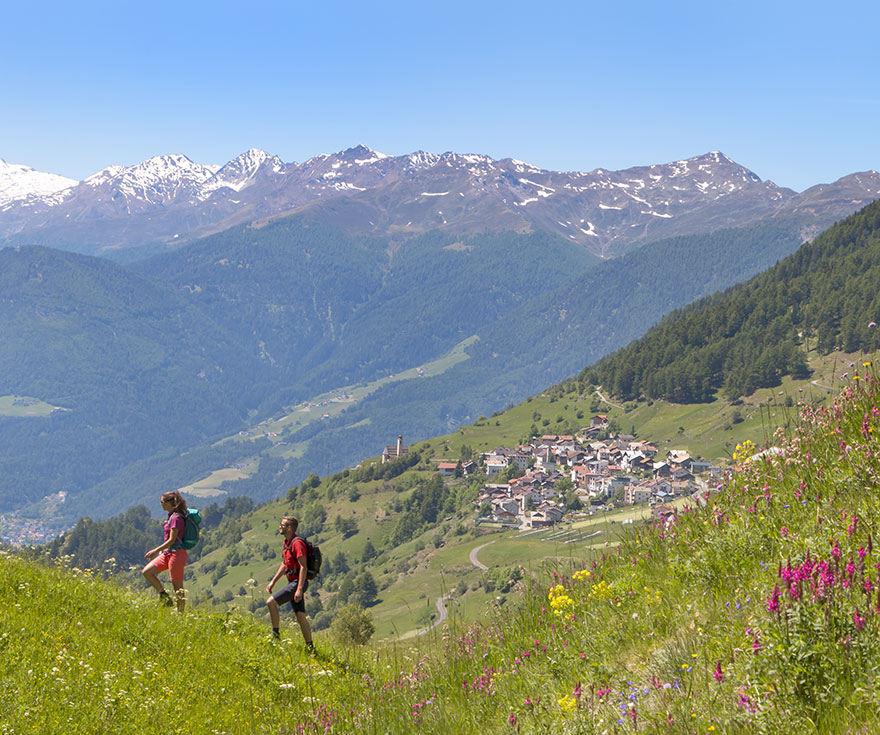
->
[294, 553, 308, 602]
[266, 561, 286, 594]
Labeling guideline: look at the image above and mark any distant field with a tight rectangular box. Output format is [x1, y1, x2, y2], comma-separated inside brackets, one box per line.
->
[178, 463, 259, 498]
[0, 395, 60, 417]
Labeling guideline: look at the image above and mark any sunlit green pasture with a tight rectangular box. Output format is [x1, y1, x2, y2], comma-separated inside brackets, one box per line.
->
[0, 394, 59, 417]
[178, 463, 259, 498]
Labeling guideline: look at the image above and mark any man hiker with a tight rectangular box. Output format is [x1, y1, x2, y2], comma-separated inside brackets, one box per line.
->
[266, 515, 314, 650]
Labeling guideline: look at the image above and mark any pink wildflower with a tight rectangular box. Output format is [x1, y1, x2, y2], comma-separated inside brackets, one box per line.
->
[854, 610, 866, 631]
[780, 526, 789, 538]
[713, 662, 724, 682]
[766, 586, 781, 612]
[848, 518, 859, 537]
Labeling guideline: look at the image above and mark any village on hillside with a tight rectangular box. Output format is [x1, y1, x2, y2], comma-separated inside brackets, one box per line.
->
[456, 415, 725, 529]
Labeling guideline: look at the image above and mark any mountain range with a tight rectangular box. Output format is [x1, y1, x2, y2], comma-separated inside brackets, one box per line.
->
[3, 147, 879, 258]
[2, 145, 880, 533]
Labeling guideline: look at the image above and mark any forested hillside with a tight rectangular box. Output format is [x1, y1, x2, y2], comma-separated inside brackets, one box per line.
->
[583, 200, 880, 401]
[137, 219, 601, 394]
[0, 247, 271, 514]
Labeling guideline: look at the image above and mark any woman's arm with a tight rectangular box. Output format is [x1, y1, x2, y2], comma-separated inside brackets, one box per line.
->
[145, 527, 179, 560]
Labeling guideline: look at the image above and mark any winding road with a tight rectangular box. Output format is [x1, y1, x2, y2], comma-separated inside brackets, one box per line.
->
[406, 541, 498, 638]
[415, 540, 496, 636]
[418, 596, 453, 635]
[469, 540, 494, 570]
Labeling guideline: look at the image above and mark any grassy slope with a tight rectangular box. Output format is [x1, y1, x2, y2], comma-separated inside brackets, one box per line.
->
[8, 364, 880, 733]
[180, 348, 869, 641]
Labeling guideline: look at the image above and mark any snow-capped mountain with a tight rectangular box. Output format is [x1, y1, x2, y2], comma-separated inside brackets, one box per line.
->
[200, 148, 284, 197]
[0, 158, 76, 208]
[74, 154, 220, 211]
[2, 146, 878, 257]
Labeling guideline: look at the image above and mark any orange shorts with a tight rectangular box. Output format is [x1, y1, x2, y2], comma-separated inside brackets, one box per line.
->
[144, 549, 188, 582]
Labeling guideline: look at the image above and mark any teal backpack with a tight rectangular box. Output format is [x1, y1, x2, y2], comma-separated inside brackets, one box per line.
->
[175, 508, 202, 550]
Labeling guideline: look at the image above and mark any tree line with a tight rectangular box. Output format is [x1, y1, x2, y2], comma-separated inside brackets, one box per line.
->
[580, 201, 880, 403]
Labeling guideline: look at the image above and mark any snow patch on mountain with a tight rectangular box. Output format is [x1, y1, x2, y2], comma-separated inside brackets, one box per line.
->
[0, 158, 77, 208]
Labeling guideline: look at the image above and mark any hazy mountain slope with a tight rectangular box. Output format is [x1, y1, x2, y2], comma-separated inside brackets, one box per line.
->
[137, 220, 601, 395]
[0, 246, 269, 514]
[291, 229, 601, 392]
[134, 218, 390, 387]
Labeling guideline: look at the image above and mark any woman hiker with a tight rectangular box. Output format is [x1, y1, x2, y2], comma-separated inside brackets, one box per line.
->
[143, 490, 190, 612]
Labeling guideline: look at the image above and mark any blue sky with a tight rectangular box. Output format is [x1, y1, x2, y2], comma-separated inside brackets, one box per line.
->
[2, 0, 877, 191]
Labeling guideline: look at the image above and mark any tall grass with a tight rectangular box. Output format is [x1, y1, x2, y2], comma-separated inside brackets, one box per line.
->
[6, 365, 880, 733]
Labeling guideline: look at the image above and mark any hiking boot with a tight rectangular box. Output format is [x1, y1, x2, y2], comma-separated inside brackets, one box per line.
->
[159, 591, 173, 607]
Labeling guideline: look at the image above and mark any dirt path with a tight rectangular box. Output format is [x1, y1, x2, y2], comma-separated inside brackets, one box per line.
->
[595, 388, 623, 409]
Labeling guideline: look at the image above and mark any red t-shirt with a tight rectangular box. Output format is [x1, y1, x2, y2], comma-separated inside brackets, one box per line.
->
[282, 537, 308, 581]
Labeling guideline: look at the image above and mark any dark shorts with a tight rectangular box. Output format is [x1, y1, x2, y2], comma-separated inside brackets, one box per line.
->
[271, 579, 308, 614]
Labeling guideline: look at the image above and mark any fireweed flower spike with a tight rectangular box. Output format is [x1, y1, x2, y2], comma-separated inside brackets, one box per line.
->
[853, 609, 866, 631]
[766, 586, 781, 612]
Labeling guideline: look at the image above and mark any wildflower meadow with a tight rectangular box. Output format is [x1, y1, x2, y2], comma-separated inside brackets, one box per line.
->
[5, 364, 880, 733]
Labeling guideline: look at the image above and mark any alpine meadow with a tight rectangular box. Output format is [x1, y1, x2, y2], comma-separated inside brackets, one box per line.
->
[4, 11, 880, 727]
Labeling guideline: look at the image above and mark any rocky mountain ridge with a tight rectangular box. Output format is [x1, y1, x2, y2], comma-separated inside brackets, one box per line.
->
[4, 146, 878, 257]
